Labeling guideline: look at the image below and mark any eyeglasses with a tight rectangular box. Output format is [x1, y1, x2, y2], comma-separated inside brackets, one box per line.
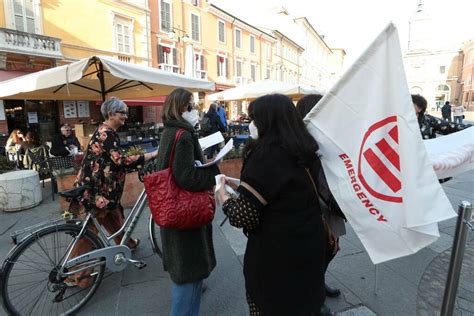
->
[116, 110, 128, 115]
[187, 103, 197, 112]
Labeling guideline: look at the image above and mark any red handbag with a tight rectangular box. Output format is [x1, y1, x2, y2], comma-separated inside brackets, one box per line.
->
[144, 129, 215, 230]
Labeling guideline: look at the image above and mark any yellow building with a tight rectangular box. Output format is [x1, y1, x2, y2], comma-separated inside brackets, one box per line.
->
[0, 0, 152, 136]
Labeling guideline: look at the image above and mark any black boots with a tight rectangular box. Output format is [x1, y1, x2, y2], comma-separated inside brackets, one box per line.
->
[325, 284, 341, 298]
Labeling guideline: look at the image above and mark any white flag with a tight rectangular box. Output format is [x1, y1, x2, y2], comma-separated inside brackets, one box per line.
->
[304, 23, 456, 264]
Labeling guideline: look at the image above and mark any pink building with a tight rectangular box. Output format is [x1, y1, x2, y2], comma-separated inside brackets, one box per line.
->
[461, 40, 474, 110]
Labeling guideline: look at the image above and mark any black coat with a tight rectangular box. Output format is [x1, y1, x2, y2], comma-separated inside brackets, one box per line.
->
[441, 104, 451, 118]
[50, 134, 81, 156]
[238, 145, 326, 315]
[204, 109, 226, 136]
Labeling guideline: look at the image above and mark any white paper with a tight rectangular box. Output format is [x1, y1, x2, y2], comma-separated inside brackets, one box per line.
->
[198, 132, 224, 150]
[215, 174, 241, 208]
[77, 101, 90, 117]
[64, 101, 77, 118]
[0, 101, 5, 120]
[28, 112, 38, 123]
[197, 138, 233, 168]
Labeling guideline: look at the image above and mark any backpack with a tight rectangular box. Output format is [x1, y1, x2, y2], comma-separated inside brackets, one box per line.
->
[200, 116, 212, 133]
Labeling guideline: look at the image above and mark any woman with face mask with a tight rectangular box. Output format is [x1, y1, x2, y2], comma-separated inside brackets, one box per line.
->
[153, 88, 220, 316]
[218, 94, 328, 316]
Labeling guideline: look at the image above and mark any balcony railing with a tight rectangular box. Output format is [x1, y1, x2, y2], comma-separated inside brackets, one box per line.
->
[159, 63, 180, 73]
[0, 28, 62, 59]
[195, 70, 207, 80]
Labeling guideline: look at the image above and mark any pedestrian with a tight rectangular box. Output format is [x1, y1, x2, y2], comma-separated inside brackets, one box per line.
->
[218, 94, 328, 316]
[451, 103, 465, 124]
[6, 129, 24, 150]
[216, 102, 228, 131]
[203, 103, 226, 158]
[441, 101, 451, 122]
[50, 124, 82, 156]
[69, 97, 158, 287]
[412, 95, 471, 140]
[296, 94, 347, 316]
[154, 88, 220, 316]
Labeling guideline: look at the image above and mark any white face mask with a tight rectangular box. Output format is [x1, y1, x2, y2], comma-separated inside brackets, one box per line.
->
[249, 121, 259, 139]
[182, 109, 199, 127]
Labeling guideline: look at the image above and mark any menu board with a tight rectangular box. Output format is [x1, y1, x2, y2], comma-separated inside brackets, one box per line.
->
[77, 101, 90, 117]
[64, 101, 77, 118]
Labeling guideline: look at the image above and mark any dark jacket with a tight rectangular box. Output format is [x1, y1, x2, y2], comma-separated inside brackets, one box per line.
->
[419, 114, 471, 139]
[239, 145, 326, 315]
[204, 108, 226, 136]
[441, 104, 451, 119]
[50, 133, 81, 157]
[154, 119, 219, 284]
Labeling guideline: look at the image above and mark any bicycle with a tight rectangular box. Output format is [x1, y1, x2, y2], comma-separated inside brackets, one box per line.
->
[1, 186, 163, 315]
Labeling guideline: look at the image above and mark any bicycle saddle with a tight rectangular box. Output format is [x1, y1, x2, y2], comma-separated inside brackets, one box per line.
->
[59, 185, 91, 199]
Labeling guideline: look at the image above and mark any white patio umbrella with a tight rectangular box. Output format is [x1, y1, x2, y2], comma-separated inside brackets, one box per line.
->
[207, 79, 324, 101]
[0, 55, 215, 101]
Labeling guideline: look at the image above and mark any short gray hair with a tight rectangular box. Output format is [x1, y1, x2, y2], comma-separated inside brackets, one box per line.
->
[101, 97, 127, 120]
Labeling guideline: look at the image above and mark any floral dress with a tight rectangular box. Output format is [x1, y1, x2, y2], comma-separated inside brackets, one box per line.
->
[75, 124, 144, 210]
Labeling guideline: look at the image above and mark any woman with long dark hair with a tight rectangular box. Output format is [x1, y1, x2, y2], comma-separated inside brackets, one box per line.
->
[218, 94, 327, 316]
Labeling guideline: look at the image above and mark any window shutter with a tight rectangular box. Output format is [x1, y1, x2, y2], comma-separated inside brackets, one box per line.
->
[173, 48, 178, 65]
[158, 46, 164, 64]
[225, 58, 229, 78]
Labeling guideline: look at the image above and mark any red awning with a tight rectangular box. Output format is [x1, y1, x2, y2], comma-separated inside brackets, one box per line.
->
[124, 96, 166, 106]
[215, 83, 235, 91]
[0, 70, 32, 82]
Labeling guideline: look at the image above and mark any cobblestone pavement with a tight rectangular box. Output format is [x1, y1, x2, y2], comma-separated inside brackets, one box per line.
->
[416, 242, 474, 315]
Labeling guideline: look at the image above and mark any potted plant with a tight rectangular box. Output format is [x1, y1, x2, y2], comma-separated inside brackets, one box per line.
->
[121, 146, 146, 208]
[0, 156, 17, 174]
[219, 147, 243, 179]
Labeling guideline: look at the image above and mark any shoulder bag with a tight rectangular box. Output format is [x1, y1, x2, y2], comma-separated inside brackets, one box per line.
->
[305, 168, 340, 255]
[144, 129, 215, 230]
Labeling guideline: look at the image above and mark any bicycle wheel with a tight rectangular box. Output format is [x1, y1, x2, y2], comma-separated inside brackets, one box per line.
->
[1, 224, 105, 315]
[149, 214, 163, 258]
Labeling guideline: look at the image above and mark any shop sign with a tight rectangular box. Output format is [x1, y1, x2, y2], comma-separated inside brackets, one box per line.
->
[28, 112, 38, 123]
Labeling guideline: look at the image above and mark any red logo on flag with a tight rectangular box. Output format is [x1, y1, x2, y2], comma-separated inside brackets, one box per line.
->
[358, 116, 403, 203]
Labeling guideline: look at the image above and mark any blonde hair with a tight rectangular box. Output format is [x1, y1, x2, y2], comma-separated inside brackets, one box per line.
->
[161, 88, 193, 123]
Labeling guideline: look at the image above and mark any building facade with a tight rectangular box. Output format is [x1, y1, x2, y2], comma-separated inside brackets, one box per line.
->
[460, 40, 474, 110]
[0, 0, 152, 138]
[403, 1, 463, 109]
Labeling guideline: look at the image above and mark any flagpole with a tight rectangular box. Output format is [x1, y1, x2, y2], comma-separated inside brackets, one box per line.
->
[374, 264, 379, 295]
[441, 201, 473, 316]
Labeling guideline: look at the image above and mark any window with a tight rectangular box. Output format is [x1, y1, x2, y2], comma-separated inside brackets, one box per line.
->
[218, 20, 225, 43]
[160, 0, 172, 32]
[250, 64, 256, 81]
[465, 92, 470, 102]
[249, 35, 255, 53]
[217, 56, 227, 78]
[195, 54, 206, 79]
[158, 45, 178, 72]
[235, 29, 241, 49]
[191, 0, 199, 6]
[12, 0, 36, 33]
[236, 60, 242, 77]
[265, 43, 271, 60]
[439, 66, 445, 74]
[114, 17, 133, 54]
[471, 92, 474, 103]
[191, 13, 200, 42]
[266, 66, 271, 79]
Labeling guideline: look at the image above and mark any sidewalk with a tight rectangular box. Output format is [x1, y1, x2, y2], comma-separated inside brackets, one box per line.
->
[0, 170, 473, 315]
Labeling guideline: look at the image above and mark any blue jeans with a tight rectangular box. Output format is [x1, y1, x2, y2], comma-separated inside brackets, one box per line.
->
[170, 280, 203, 316]
[454, 116, 463, 124]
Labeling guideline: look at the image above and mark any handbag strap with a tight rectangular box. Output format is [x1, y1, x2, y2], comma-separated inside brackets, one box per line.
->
[305, 168, 319, 197]
[167, 129, 186, 171]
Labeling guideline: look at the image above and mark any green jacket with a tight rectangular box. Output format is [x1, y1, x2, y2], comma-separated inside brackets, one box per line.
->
[155, 119, 219, 284]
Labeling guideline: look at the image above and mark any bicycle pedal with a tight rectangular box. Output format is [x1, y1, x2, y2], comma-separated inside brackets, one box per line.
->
[134, 261, 147, 270]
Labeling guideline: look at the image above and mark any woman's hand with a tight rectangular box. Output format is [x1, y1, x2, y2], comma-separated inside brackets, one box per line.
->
[218, 176, 231, 203]
[144, 150, 158, 161]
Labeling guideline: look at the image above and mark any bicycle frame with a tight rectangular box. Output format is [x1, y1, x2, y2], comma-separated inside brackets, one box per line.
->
[58, 189, 149, 276]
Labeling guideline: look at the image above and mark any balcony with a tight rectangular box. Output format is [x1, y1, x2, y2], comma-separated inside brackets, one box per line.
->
[195, 70, 207, 80]
[234, 76, 251, 85]
[159, 63, 180, 73]
[0, 28, 62, 59]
